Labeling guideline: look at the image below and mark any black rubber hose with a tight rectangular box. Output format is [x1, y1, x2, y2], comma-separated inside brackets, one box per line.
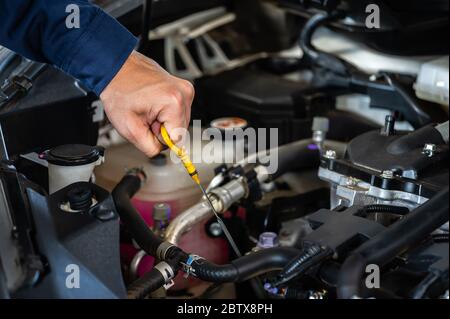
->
[380, 72, 431, 128]
[112, 171, 164, 257]
[112, 171, 302, 288]
[245, 138, 346, 181]
[362, 205, 410, 216]
[191, 260, 237, 283]
[127, 252, 185, 299]
[270, 141, 320, 180]
[299, 12, 352, 76]
[337, 187, 449, 299]
[190, 247, 300, 283]
[272, 245, 333, 287]
[127, 268, 166, 299]
[261, 139, 346, 181]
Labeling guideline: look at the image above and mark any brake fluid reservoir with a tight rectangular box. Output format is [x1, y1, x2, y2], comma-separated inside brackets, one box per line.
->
[95, 141, 228, 290]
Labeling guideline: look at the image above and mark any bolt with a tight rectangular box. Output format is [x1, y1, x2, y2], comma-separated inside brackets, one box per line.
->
[312, 117, 330, 147]
[257, 232, 279, 249]
[324, 150, 337, 160]
[381, 170, 395, 179]
[153, 203, 171, 222]
[209, 222, 223, 237]
[422, 144, 437, 158]
[381, 115, 396, 136]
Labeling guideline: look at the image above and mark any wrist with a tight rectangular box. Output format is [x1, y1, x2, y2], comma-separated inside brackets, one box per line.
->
[100, 50, 137, 102]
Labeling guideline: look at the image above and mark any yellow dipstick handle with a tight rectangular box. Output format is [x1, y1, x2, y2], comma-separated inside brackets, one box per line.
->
[160, 125, 201, 185]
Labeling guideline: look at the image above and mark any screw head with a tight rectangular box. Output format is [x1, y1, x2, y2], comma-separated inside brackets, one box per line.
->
[422, 144, 437, 157]
[324, 150, 337, 160]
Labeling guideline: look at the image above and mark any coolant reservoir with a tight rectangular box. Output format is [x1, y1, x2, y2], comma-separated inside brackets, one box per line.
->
[95, 142, 214, 213]
[43, 144, 104, 194]
[95, 141, 228, 290]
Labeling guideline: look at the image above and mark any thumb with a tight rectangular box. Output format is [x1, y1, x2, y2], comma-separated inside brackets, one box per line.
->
[129, 115, 163, 158]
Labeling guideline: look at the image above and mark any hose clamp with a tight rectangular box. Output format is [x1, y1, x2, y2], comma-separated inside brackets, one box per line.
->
[154, 261, 175, 290]
[181, 255, 202, 279]
[156, 242, 175, 261]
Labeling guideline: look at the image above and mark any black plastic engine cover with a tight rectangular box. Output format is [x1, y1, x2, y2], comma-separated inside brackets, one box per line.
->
[0, 66, 99, 159]
[346, 125, 449, 185]
[305, 206, 386, 255]
[194, 67, 335, 145]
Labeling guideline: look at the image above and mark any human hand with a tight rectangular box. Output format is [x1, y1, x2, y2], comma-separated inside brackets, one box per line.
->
[100, 50, 194, 157]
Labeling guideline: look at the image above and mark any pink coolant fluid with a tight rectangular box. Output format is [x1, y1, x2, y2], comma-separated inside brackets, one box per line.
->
[122, 198, 229, 290]
[97, 143, 230, 291]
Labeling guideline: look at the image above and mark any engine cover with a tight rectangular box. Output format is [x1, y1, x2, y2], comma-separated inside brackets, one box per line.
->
[319, 124, 449, 209]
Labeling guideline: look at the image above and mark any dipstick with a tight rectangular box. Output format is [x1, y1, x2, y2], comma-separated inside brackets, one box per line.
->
[160, 125, 242, 257]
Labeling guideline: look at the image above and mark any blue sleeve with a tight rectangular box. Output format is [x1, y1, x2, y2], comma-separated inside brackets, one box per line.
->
[0, 0, 138, 96]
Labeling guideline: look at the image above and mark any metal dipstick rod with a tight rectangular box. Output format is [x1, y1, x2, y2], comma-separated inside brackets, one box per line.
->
[160, 125, 242, 257]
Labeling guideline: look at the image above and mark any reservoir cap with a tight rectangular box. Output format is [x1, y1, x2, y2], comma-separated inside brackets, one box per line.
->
[42, 144, 104, 166]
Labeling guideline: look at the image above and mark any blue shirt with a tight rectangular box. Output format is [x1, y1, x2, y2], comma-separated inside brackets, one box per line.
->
[0, 0, 138, 96]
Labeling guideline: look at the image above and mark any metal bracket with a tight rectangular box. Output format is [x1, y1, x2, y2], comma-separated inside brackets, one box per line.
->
[195, 34, 230, 72]
[156, 241, 175, 261]
[154, 261, 175, 290]
[148, 7, 236, 80]
[181, 254, 203, 279]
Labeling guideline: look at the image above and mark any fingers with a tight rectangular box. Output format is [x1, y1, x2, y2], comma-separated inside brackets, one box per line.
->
[150, 121, 162, 139]
[127, 115, 163, 158]
[152, 79, 194, 145]
[101, 50, 195, 158]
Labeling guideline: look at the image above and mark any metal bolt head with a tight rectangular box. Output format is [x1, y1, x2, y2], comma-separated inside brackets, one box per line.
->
[422, 144, 437, 158]
[381, 170, 395, 179]
[324, 150, 337, 160]
[153, 203, 171, 222]
[257, 232, 279, 249]
[208, 222, 223, 237]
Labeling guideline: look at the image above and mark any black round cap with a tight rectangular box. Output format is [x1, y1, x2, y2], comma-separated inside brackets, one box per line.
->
[43, 145, 104, 166]
[67, 186, 93, 211]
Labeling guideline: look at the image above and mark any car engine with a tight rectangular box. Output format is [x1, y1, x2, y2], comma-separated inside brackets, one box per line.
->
[0, 0, 448, 301]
